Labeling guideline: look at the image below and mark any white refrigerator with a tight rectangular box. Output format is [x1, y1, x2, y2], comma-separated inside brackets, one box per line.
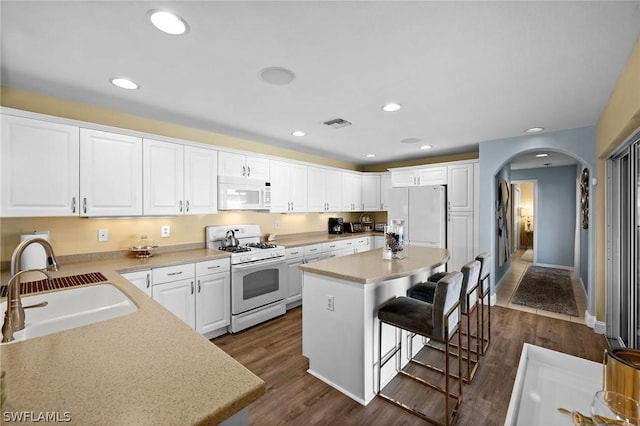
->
[409, 185, 447, 248]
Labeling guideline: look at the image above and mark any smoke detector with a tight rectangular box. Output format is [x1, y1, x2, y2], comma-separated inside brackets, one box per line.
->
[323, 118, 352, 129]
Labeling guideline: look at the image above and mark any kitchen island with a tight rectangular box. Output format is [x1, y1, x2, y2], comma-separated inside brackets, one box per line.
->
[0, 251, 265, 425]
[299, 245, 449, 405]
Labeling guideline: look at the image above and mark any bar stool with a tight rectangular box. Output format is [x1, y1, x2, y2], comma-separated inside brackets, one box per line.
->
[407, 260, 482, 382]
[475, 252, 491, 355]
[377, 271, 463, 426]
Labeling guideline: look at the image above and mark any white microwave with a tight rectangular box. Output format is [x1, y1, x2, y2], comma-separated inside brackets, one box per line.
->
[218, 176, 271, 211]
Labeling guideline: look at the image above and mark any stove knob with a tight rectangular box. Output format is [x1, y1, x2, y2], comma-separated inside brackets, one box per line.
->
[240, 255, 247, 263]
[246, 255, 252, 262]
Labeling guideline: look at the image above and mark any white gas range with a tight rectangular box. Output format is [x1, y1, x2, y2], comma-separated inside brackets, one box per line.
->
[205, 224, 286, 333]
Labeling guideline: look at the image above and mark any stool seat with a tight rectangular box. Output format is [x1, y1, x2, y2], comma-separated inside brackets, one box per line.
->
[376, 271, 463, 426]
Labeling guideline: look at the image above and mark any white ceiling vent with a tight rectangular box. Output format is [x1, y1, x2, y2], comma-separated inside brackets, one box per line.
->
[323, 118, 352, 129]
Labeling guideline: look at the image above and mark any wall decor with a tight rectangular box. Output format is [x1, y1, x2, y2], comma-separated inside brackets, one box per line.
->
[580, 167, 589, 229]
[497, 178, 511, 266]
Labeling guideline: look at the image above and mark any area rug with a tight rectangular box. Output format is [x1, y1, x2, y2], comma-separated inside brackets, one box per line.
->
[520, 249, 533, 262]
[511, 266, 578, 316]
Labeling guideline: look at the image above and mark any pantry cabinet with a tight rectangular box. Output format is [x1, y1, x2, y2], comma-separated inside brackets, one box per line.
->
[80, 128, 142, 217]
[144, 139, 218, 215]
[447, 163, 474, 212]
[270, 160, 308, 213]
[447, 211, 475, 271]
[307, 166, 342, 212]
[218, 151, 270, 180]
[1, 115, 80, 217]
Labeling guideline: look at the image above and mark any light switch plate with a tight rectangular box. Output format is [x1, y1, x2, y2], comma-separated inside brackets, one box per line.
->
[98, 229, 108, 242]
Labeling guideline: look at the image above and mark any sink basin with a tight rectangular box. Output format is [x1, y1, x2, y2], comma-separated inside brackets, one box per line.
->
[0, 283, 137, 344]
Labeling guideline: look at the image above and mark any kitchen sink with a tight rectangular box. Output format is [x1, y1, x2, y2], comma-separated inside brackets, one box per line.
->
[0, 283, 137, 344]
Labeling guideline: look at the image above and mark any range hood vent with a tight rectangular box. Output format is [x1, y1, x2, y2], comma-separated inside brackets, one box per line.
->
[323, 118, 352, 129]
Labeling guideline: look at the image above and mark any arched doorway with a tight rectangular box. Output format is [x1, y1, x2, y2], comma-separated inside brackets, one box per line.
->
[478, 126, 597, 326]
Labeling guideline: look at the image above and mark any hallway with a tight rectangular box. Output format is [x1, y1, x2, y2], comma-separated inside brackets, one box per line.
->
[495, 249, 587, 324]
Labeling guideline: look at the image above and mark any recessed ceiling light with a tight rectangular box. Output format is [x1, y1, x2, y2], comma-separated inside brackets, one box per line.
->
[365, 154, 376, 158]
[110, 78, 139, 90]
[260, 67, 296, 85]
[382, 103, 401, 112]
[400, 138, 421, 144]
[291, 130, 305, 137]
[420, 145, 433, 150]
[149, 10, 188, 35]
[525, 127, 544, 133]
[535, 153, 549, 158]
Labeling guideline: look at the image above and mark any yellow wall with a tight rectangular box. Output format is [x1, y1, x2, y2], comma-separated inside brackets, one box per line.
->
[595, 37, 640, 320]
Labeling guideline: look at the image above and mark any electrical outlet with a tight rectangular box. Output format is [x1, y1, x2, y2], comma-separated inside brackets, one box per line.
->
[98, 229, 108, 242]
[326, 295, 334, 311]
[274, 219, 280, 229]
[161, 225, 171, 238]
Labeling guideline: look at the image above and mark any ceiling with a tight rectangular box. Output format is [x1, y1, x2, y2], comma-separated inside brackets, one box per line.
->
[2, 1, 639, 167]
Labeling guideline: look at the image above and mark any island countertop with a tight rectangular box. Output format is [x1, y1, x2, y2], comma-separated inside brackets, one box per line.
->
[299, 245, 449, 284]
[0, 251, 265, 425]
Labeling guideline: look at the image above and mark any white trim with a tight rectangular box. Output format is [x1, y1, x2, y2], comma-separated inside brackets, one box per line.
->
[532, 263, 574, 271]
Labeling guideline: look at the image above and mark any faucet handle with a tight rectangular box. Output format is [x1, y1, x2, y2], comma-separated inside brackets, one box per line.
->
[23, 301, 48, 310]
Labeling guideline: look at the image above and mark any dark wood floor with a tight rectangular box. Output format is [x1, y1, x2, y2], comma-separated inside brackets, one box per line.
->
[212, 306, 608, 425]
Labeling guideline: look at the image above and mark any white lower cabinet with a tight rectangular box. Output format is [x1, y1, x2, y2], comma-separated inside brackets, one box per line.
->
[447, 211, 474, 272]
[285, 247, 304, 308]
[150, 260, 230, 338]
[120, 270, 152, 297]
[195, 259, 230, 337]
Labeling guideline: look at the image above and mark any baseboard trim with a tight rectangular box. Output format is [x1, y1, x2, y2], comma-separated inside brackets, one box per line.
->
[585, 310, 606, 334]
[534, 262, 574, 271]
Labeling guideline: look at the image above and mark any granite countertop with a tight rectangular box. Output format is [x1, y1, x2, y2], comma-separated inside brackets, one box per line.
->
[0, 249, 265, 425]
[299, 245, 449, 284]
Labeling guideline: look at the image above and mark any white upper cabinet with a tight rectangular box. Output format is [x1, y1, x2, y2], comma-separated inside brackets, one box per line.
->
[184, 146, 218, 215]
[80, 129, 142, 217]
[362, 173, 381, 211]
[307, 167, 342, 212]
[144, 139, 218, 216]
[143, 139, 185, 215]
[270, 160, 308, 213]
[381, 172, 392, 211]
[390, 165, 447, 187]
[218, 151, 269, 181]
[447, 163, 474, 211]
[1, 115, 80, 217]
[342, 172, 362, 211]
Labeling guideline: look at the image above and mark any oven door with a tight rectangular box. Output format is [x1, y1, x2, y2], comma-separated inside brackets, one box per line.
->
[231, 257, 286, 315]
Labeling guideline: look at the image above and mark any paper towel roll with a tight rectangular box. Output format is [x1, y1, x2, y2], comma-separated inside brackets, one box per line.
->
[18, 231, 50, 271]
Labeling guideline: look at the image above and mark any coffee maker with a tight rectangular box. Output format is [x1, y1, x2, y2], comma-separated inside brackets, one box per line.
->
[328, 217, 344, 234]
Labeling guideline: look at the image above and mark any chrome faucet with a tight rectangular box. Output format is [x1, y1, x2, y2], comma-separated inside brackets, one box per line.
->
[2, 238, 59, 341]
[2, 269, 51, 342]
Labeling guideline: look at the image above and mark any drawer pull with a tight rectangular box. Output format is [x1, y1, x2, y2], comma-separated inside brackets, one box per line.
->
[207, 265, 221, 270]
[167, 271, 183, 276]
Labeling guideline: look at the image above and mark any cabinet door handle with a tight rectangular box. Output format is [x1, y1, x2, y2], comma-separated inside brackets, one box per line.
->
[197, 279, 201, 293]
[417, 177, 421, 185]
[179, 200, 183, 213]
[242, 165, 246, 176]
[167, 271, 183, 276]
[72, 197, 76, 213]
[146, 273, 150, 288]
[247, 166, 251, 176]
[191, 281, 194, 295]
[83, 197, 87, 214]
[186, 200, 190, 212]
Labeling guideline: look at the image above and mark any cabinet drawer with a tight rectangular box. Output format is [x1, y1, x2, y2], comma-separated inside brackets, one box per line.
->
[304, 244, 322, 256]
[153, 263, 195, 285]
[286, 247, 304, 259]
[322, 240, 348, 252]
[196, 258, 230, 276]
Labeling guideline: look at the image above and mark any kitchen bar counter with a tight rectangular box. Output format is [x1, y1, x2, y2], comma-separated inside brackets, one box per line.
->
[300, 246, 449, 405]
[0, 250, 265, 425]
[273, 231, 383, 249]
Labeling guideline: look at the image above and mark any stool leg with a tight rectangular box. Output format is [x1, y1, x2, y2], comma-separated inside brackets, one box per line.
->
[377, 319, 382, 394]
